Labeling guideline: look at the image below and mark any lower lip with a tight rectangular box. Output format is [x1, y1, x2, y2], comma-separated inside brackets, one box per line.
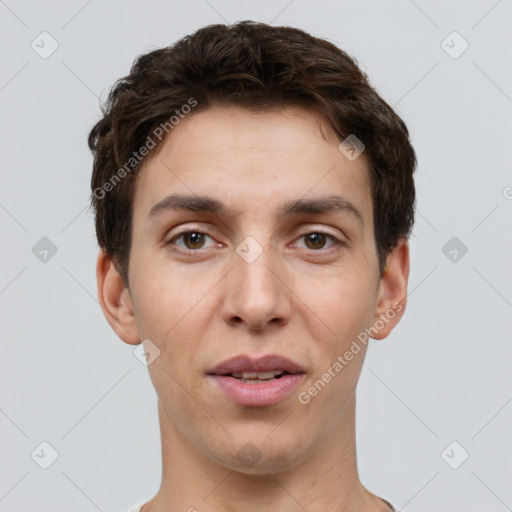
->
[209, 374, 306, 407]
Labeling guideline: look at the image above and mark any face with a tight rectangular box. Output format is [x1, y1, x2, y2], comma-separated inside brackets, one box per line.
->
[98, 104, 408, 474]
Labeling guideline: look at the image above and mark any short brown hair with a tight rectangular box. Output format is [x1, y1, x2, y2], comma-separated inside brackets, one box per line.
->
[89, 20, 416, 288]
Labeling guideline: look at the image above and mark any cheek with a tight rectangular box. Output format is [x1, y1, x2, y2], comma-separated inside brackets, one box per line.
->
[131, 259, 211, 339]
[299, 277, 372, 420]
[298, 269, 376, 348]
[131, 268, 217, 393]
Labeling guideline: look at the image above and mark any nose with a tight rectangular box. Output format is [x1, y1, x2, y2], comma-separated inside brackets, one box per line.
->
[221, 238, 292, 332]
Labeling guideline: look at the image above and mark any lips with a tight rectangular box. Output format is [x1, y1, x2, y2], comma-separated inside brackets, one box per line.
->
[207, 354, 305, 376]
[207, 354, 306, 406]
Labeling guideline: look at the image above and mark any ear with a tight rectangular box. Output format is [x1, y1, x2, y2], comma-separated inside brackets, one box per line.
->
[371, 237, 410, 340]
[96, 249, 141, 345]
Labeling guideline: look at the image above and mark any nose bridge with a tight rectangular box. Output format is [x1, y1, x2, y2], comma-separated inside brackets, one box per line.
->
[223, 234, 292, 329]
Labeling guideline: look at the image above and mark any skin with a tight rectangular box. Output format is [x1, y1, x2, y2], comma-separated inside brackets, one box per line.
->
[97, 105, 409, 512]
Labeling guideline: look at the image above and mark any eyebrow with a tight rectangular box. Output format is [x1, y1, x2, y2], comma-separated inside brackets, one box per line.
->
[147, 193, 364, 228]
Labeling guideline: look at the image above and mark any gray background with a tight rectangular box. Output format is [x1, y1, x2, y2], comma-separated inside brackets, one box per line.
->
[1, 1, 511, 511]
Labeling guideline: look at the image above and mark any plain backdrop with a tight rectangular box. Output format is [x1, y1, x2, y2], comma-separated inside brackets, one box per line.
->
[1, 1, 511, 511]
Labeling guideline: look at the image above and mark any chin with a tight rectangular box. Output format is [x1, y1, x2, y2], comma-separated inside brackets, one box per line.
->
[208, 434, 310, 475]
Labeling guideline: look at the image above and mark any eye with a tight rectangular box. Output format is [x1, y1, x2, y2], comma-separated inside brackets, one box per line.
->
[294, 231, 342, 251]
[167, 230, 217, 252]
[165, 229, 344, 256]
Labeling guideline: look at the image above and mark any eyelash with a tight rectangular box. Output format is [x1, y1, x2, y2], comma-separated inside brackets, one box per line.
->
[165, 229, 345, 257]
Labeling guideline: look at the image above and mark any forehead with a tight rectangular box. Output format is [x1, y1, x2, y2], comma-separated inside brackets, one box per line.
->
[132, 105, 372, 225]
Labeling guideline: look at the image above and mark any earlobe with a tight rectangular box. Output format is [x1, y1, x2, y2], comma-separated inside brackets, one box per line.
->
[96, 250, 141, 345]
[371, 238, 410, 340]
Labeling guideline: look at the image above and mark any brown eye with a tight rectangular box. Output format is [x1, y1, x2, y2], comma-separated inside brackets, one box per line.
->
[304, 232, 328, 250]
[182, 232, 205, 249]
[167, 230, 217, 252]
[294, 231, 343, 253]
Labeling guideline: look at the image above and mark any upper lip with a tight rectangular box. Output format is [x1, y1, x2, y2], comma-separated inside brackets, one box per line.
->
[208, 354, 305, 375]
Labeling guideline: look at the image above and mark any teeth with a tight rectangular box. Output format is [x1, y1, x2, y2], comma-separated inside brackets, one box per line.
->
[230, 371, 284, 380]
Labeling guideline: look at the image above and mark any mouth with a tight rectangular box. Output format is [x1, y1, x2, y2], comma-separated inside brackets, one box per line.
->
[207, 354, 306, 407]
[207, 354, 305, 376]
[218, 370, 300, 383]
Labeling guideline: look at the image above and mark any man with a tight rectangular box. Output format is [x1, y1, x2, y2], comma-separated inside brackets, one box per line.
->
[89, 20, 415, 512]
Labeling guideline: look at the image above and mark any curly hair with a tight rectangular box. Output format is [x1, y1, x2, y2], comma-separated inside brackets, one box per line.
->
[89, 20, 416, 288]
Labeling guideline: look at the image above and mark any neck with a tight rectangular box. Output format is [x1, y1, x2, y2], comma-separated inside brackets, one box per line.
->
[142, 396, 389, 512]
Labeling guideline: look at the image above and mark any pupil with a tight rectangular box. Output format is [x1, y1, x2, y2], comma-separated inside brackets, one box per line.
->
[186, 232, 204, 249]
[306, 233, 325, 249]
